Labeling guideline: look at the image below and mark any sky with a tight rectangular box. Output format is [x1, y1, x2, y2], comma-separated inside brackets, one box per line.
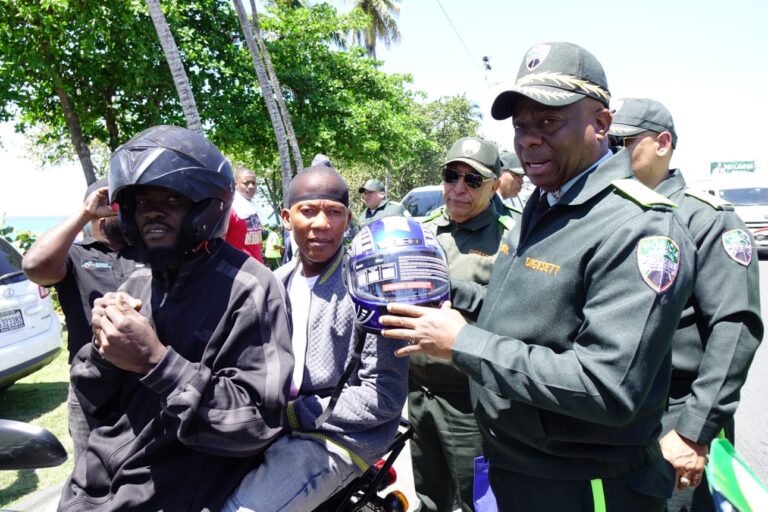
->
[2, 0, 767, 217]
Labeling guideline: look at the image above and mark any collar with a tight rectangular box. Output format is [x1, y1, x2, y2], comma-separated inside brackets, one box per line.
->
[544, 150, 613, 206]
[432, 203, 498, 231]
[283, 246, 344, 287]
[368, 198, 389, 213]
[543, 148, 634, 207]
[654, 169, 686, 198]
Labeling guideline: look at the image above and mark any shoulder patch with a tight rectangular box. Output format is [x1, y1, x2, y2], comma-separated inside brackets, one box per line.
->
[721, 229, 753, 266]
[611, 179, 677, 208]
[420, 207, 445, 224]
[497, 215, 516, 231]
[636, 236, 680, 293]
[684, 188, 731, 210]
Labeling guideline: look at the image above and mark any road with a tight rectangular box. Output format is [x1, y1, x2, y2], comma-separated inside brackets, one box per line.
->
[733, 258, 768, 483]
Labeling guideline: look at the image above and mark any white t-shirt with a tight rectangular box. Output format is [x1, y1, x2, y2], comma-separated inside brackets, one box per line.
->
[286, 265, 319, 399]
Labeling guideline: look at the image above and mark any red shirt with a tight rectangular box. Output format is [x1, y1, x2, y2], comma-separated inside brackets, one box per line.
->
[225, 208, 264, 262]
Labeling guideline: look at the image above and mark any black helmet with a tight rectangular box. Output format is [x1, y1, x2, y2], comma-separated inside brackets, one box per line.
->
[108, 125, 234, 246]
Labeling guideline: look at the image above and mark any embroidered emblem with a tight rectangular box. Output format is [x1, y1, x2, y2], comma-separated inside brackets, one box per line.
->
[637, 236, 680, 293]
[721, 229, 752, 266]
[524, 257, 560, 276]
[81, 260, 113, 270]
[499, 243, 509, 255]
[525, 44, 550, 71]
[461, 138, 482, 157]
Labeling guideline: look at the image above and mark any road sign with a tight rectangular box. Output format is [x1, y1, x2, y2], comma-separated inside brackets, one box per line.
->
[711, 161, 756, 174]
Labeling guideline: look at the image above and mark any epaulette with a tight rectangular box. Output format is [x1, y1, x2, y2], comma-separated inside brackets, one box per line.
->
[420, 207, 445, 224]
[684, 188, 731, 210]
[497, 215, 515, 231]
[611, 179, 677, 208]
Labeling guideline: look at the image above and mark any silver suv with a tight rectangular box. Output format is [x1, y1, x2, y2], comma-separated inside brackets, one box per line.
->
[0, 238, 61, 390]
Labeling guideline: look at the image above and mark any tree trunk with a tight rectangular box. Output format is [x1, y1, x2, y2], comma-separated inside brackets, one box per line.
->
[249, 0, 303, 172]
[232, 0, 292, 205]
[52, 81, 97, 185]
[145, 0, 203, 134]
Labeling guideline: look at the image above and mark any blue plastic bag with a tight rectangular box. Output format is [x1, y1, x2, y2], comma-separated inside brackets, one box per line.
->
[473, 456, 498, 512]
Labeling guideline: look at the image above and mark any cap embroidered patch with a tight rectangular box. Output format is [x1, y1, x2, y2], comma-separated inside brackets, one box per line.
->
[637, 236, 680, 293]
[525, 44, 550, 70]
[721, 229, 752, 266]
[461, 138, 482, 157]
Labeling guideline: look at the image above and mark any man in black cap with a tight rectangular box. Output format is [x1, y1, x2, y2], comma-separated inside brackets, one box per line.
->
[380, 42, 696, 511]
[412, 136, 513, 512]
[23, 177, 142, 460]
[357, 178, 406, 228]
[609, 97, 762, 512]
[497, 150, 526, 212]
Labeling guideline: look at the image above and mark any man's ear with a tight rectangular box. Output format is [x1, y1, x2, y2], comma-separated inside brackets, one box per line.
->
[280, 209, 292, 231]
[595, 107, 612, 142]
[655, 132, 673, 157]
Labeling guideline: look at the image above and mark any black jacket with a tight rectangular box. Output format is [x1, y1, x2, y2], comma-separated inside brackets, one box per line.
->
[59, 240, 293, 511]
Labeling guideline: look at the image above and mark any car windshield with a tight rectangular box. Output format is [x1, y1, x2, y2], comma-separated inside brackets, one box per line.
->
[717, 187, 768, 206]
[0, 238, 25, 284]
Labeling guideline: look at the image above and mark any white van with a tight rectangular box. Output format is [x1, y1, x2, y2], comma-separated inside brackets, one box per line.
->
[689, 173, 768, 257]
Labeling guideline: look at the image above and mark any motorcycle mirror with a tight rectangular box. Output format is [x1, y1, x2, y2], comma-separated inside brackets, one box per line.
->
[0, 419, 67, 470]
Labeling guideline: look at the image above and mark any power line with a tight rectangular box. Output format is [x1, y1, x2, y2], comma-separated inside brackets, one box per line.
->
[433, 0, 489, 86]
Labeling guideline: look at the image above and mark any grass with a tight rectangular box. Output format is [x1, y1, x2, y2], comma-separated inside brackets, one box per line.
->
[0, 342, 73, 509]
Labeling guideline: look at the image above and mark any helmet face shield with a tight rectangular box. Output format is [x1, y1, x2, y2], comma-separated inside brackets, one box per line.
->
[107, 125, 234, 246]
[345, 216, 450, 333]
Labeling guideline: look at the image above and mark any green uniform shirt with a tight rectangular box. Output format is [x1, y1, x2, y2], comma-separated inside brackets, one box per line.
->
[658, 169, 763, 445]
[451, 150, 696, 480]
[357, 199, 406, 228]
[410, 204, 514, 392]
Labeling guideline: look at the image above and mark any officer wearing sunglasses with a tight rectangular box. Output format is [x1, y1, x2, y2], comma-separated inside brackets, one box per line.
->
[409, 136, 515, 512]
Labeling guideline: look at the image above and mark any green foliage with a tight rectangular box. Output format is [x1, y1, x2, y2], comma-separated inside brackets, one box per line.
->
[0, 225, 37, 253]
[0, 1, 479, 211]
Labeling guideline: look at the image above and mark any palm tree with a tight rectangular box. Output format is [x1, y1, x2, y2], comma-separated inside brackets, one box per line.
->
[249, 0, 303, 172]
[232, 0, 293, 204]
[348, 0, 401, 58]
[145, 0, 203, 134]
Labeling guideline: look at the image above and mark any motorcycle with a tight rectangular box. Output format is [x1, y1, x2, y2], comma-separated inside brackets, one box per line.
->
[0, 418, 412, 512]
[314, 418, 413, 512]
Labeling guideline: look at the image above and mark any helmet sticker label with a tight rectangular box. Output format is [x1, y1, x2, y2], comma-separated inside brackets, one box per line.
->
[721, 229, 752, 266]
[637, 236, 680, 293]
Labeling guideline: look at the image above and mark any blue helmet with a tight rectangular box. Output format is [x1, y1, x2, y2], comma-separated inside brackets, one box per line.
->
[345, 216, 450, 333]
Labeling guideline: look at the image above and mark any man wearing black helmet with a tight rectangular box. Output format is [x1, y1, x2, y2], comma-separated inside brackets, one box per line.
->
[59, 126, 293, 512]
[381, 43, 697, 511]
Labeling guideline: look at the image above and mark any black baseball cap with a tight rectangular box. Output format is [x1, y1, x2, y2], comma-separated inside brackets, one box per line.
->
[492, 42, 611, 120]
[443, 137, 501, 178]
[609, 98, 678, 149]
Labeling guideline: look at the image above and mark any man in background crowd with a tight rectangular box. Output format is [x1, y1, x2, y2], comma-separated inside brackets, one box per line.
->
[609, 97, 762, 512]
[23, 177, 141, 460]
[226, 167, 265, 263]
[357, 178, 406, 228]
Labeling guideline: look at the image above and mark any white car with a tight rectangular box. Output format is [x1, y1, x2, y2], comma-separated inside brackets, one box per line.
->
[0, 238, 62, 390]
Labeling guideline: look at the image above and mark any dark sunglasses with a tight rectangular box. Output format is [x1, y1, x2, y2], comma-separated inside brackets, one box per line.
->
[441, 167, 493, 190]
[610, 134, 649, 147]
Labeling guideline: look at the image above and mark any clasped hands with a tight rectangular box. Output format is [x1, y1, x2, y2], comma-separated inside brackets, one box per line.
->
[91, 292, 167, 374]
